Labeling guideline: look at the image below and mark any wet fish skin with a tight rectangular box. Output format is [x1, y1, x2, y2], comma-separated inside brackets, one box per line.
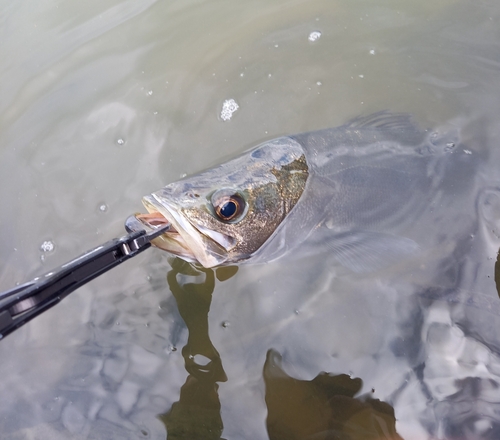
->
[143, 137, 309, 267]
[142, 112, 474, 270]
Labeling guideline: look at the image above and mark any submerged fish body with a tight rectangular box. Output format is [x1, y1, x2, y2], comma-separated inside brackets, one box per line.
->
[141, 112, 475, 270]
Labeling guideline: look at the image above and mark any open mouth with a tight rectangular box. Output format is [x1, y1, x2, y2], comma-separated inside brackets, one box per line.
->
[129, 210, 199, 263]
[136, 211, 171, 227]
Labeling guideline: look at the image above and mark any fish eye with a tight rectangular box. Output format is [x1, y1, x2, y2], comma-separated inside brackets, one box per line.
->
[211, 190, 246, 222]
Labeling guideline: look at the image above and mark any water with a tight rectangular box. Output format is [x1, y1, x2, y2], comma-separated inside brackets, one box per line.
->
[1, 0, 500, 439]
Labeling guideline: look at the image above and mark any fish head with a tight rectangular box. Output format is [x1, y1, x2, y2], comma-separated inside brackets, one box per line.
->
[141, 137, 309, 268]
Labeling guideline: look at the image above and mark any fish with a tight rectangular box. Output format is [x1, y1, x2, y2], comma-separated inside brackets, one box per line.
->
[135, 112, 474, 270]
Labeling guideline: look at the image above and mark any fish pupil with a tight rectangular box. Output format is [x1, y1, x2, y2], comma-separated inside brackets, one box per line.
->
[220, 200, 237, 219]
[212, 190, 245, 222]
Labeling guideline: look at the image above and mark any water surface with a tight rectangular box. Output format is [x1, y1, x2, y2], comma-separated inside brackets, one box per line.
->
[1, 0, 500, 439]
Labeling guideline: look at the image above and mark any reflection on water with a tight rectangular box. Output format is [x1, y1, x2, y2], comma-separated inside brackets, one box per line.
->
[264, 350, 402, 440]
[159, 259, 229, 439]
[158, 259, 403, 440]
[495, 251, 500, 299]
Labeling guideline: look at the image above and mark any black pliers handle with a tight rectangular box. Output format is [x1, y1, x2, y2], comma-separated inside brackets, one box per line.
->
[0, 222, 169, 340]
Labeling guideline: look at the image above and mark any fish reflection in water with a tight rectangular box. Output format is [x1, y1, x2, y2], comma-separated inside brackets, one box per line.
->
[159, 259, 403, 440]
[159, 259, 228, 440]
[264, 350, 403, 440]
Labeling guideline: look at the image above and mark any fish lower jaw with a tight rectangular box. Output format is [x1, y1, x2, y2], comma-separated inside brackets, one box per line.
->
[153, 235, 199, 262]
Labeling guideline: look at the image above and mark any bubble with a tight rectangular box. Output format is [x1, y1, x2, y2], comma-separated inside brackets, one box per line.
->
[117, 138, 125, 145]
[99, 203, 108, 212]
[316, 81, 322, 86]
[40, 240, 54, 252]
[358, 74, 364, 78]
[220, 99, 239, 121]
[308, 31, 322, 42]
[274, 44, 279, 48]
[463, 149, 472, 155]
[221, 321, 230, 328]
[148, 90, 153, 96]
[369, 49, 375, 55]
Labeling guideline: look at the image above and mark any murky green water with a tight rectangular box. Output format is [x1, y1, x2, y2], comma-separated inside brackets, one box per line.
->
[1, 0, 500, 438]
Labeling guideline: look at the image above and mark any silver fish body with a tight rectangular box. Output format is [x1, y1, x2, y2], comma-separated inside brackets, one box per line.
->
[141, 112, 475, 270]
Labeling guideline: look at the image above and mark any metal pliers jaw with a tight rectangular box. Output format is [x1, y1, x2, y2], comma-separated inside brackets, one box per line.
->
[0, 217, 169, 340]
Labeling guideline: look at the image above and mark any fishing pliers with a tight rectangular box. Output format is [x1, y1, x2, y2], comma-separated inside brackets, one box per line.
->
[0, 216, 169, 340]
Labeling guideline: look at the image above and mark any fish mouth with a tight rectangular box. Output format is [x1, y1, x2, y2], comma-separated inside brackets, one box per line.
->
[139, 194, 228, 268]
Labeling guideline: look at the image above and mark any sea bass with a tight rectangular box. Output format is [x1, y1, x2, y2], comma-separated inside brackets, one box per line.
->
[135, 112, 473, 270]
